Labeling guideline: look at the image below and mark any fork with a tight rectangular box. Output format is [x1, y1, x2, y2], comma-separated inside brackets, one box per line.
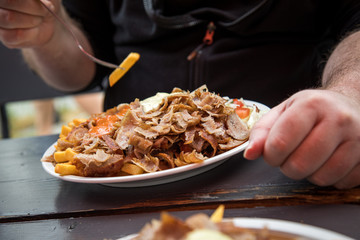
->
[38, 0, 124, 70]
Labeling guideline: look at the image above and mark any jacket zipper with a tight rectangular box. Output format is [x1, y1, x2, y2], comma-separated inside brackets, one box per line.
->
[187, 22, 216, 61]
[188, 22, 216, 89]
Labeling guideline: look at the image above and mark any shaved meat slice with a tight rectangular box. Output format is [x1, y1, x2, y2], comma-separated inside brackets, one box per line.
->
[129, 135, 153, 154]
[73, 149, 124, 177]
[76, 149, 121, 166]
[201, 115, 226, 138]
[157, 153, 175, 170]
[199, 131, 218, 157]
[151, 124, 171, 135]
[173, 112, 189, 130]
[182, 150, 207, 163]
[132, 154, 159, 173]
[152, 212, 193, 239]
[41, 154, 55, 163]
[183, 127, 197, 144]
[153, 136, 176, 150]
[174, 156, 188, 167]
[134, 212, 192, 240]
[56, 138, 74, 151]
[219, 139, 247, 150]
[66, 126, 88, 143]
[134, 126, 159, 139]
[226, 112, 250, 140]
[102, 135, 120, 152]
[188, 134, 206, 153]
[82, 137, 99, 153]
[115, 110, 140, 149]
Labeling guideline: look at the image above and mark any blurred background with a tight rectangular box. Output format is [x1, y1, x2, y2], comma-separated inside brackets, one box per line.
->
[0, 44, 104, 139]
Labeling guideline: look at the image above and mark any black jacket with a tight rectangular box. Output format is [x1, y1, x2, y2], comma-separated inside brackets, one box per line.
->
[63, 0, 360, 109]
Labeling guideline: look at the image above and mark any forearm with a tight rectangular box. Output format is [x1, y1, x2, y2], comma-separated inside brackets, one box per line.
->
[322, 30, 360, 102]
[22, 7, 95, 92]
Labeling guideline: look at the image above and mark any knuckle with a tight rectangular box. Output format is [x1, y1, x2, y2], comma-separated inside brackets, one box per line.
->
[334, 111, 352, 128]
[0, 9, 14, 23]
[263, 137, 288, 167]
[302, 94, 324, 108]
[308, 174, 330, 187]
[267, 134, 288, 153]
[280, 159, 308, 180]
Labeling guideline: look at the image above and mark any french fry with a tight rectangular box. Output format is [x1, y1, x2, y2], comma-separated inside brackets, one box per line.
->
[59, 125, 72, 138]
[121, 163, 144, 175]
[54, 148, 77, 163]
[65, 148, 77, 161]
[55, 138, 71, 152]
[55, 163, 79, 176]
[210, 204, 225, 223]
[54, 151, 67, 163]
[72, 118, 87, 126]
[109, 52, 140, 87]
[68, 122, 75, 128]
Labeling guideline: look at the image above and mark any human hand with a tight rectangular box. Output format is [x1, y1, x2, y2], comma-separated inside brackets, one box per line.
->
[0, 0, 61, 48]
[244, 89, 360, 189]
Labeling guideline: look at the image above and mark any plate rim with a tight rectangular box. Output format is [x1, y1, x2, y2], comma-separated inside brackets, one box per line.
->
[41, 141, 249, 184]
[41, 100, 269, 186]
[231, 217, 354, 240]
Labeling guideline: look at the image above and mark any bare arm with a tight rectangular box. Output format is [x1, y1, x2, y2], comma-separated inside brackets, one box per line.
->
[322, 30, 360, 102]
[0, 0, 95, 92]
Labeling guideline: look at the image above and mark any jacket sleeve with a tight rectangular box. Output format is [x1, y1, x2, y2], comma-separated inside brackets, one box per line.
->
[332, 0, 360, 39]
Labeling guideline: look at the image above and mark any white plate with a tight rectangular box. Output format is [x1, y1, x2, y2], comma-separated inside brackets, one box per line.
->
[117, 217, 354, 240]
[41, 100, 269, 187]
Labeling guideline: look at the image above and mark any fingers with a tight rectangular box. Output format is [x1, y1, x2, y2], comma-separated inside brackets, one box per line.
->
[278, 111, 345, 180]
[0, 0, 49, 17]
[0, 8, 42, 29]
[263, 101, 321, 167]
[0, 0, 57, 48]
[307, 140, 360, 187]
[0, 27, 41, 48]
[246, 89, 360, 189]
[243, 103, 285, 160]
[334, 164, 360, 189]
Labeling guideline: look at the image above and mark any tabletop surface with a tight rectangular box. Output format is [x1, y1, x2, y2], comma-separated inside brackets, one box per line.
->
[1, 135, 359, 240]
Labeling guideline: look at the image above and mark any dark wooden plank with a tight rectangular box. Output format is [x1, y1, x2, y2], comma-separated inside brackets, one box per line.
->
[1, 135, 359, 222]
[1, 204, 359, 240]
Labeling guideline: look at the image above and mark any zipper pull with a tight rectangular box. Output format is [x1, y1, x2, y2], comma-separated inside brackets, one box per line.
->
[203, 21, 216, 45]
[187, 22, 216, 61]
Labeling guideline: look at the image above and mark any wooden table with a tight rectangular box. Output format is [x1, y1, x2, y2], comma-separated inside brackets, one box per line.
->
[1, 135, 359, 239]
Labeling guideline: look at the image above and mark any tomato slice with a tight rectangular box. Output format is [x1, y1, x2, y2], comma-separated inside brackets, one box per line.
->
[233, 99, 250, 119]
[233, 98, 244, 107]
[236, 107, 250, 119]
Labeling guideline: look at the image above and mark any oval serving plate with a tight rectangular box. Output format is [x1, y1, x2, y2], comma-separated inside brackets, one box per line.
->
[41, 100, 269, 187]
